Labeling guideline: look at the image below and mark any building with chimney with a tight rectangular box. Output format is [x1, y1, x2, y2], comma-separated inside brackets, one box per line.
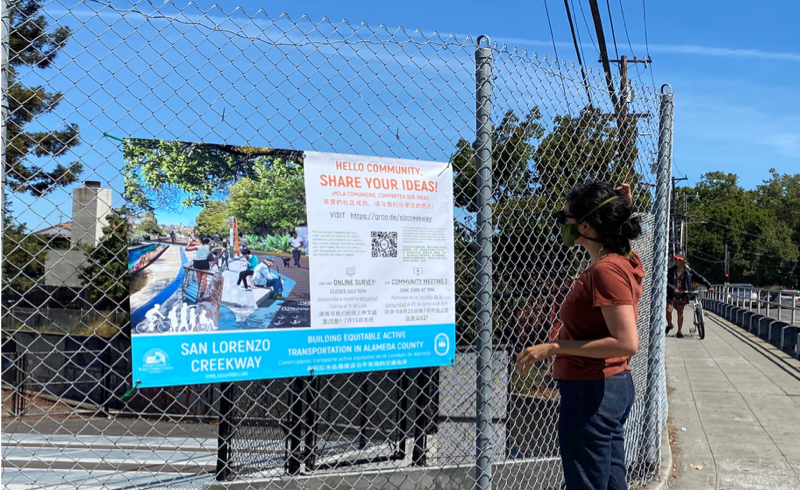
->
[35, 182, 113, 287]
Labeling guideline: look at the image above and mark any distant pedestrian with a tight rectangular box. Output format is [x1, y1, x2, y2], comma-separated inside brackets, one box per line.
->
[170, 231, 176, 244]
[289, 231, 304, 268]
[666, 255, 714, 338]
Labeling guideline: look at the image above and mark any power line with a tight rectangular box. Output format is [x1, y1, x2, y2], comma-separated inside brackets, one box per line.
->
[575, 0, 600, 54]
[605, 0, 620, 60]
[672, 160, 685, 178]
[705, 220, 800, 248]
[563, 0, 594, 105]
[586, 0, 620, 113]
[687, 252, 722, 265]
[688, 249, 723, 263]
[641, 0, 656, 86]
[616, 0, 645, 87]
[543, 0, 570, 105]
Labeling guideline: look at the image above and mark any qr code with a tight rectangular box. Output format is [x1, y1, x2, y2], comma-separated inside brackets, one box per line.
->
[371, 231, 398, 258]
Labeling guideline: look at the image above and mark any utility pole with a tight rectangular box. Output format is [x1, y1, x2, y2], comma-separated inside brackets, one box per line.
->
[587, 2, 652, 176]
[671, 176, 688, 255]
[608, 55, 653, 175]
[724, 244, 730, 284]
[680, 193, 699, 255]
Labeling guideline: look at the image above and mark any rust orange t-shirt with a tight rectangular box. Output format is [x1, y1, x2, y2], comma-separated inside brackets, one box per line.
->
[553, 252, 645, 381]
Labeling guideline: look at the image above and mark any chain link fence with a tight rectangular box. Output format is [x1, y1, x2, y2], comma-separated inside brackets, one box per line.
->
[1, 1, 672, 489]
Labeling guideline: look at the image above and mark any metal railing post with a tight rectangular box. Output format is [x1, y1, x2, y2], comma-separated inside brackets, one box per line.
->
[474, 34, 494, 490]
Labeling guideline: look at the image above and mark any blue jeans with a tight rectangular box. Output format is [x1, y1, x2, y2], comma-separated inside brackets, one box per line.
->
[266, 278, 283, 294]
[557, 371, 635, 490]
[292, 249, 301, 267]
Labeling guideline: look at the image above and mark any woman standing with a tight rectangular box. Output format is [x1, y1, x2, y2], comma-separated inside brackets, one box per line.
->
[516, 182, 644, 490]
[185, 237, 212, 297]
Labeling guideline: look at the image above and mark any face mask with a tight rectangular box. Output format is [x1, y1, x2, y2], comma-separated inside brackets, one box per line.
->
[559, 196, 619, 247]
[561, 223, 582, 247]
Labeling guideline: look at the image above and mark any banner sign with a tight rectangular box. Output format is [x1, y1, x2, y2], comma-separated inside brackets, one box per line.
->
[125, 141, 455, 388]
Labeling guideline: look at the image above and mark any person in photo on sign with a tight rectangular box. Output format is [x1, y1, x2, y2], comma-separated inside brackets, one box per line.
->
[666, 254, 713, 338]
[253, 258, 284, 299]
[516, 182, 643, 490]
[217, 240, 230, 271]
[289, 231, 304, 268]
[186, 237, 212, 296]
[237, 248, 258, 290]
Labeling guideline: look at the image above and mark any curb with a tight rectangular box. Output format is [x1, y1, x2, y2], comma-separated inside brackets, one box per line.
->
[644, 424, 673, 490]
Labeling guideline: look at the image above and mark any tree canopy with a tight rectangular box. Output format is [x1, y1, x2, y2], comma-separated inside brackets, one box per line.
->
[226, 158, 306, 236]
[194, 200, 230, 237]
[683, 171, 800, 288]
[123, 139, 304, 214]
[80, 208, 129, 307]
[7, 0, 81, 196]
[452, 105, 652, 347]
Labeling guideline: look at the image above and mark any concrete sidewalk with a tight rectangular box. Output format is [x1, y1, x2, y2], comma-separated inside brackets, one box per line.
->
[666, 312, 800, 489]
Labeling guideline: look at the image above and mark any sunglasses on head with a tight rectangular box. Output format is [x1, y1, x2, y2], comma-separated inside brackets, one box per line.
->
[555, 210, 576, 224]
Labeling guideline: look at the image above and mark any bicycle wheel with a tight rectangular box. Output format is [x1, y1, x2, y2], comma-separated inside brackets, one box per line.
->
[135, 320, 151, 334]
[695, 306, 706, 340]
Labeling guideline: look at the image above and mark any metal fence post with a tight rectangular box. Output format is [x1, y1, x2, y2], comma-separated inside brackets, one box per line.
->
[1, 0, 9, 278]
[642, 85, 673, 470]
[475, 34, 493, 490]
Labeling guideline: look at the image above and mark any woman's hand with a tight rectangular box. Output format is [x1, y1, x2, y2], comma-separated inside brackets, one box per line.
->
[615, 183, 633, 204]
[515, 343, 557, 374]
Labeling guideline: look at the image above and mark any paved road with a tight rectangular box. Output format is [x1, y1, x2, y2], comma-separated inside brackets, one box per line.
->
[666, 312, 800, 489]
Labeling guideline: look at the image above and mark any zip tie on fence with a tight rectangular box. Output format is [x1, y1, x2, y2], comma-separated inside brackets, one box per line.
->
[438, 153, 454, 177]
[103, 132, 125, 142]
[120, 380, 141, 401]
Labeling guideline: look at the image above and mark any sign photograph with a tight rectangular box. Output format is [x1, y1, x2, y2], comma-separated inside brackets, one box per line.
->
[124, 141, 455, 387]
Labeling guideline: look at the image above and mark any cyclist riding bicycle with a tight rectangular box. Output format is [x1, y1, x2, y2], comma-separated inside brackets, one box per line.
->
[666, 254, 714, 338]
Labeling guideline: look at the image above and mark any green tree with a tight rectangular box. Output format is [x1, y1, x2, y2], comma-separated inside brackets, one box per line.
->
[8, 0, 81, 196]
[81, 208, 129, 306]
[683, 172, 798, 287]
[194, 200, 230, 237]
[123, 139, 303, 210]
[227, 158, 306, 236]
[756, 170, 800, 287]
[451, 106, 648, 347]
[138, 212, 161, 237]
[1, 203, 45, 293]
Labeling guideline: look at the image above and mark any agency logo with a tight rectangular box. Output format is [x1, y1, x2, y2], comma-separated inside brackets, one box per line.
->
[144, 348, 168, 365]
[434, 333, 449, 356]
[141, 348, 172, 375]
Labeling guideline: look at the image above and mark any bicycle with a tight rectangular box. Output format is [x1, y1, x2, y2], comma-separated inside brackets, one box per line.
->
[688, 291, 706, 340]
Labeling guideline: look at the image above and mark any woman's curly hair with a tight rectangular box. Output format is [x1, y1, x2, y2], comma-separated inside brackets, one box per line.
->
[567, 182, 642, 256]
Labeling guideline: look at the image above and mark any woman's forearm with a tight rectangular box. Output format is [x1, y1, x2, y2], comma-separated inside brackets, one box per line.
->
[552, 337, 637, 359]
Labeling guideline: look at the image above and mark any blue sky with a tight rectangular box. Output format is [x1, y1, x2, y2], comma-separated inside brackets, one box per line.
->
[12, 0, 800, 229]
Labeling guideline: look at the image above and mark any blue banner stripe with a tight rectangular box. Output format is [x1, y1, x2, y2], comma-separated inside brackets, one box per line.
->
[132, 323, 455, 387]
